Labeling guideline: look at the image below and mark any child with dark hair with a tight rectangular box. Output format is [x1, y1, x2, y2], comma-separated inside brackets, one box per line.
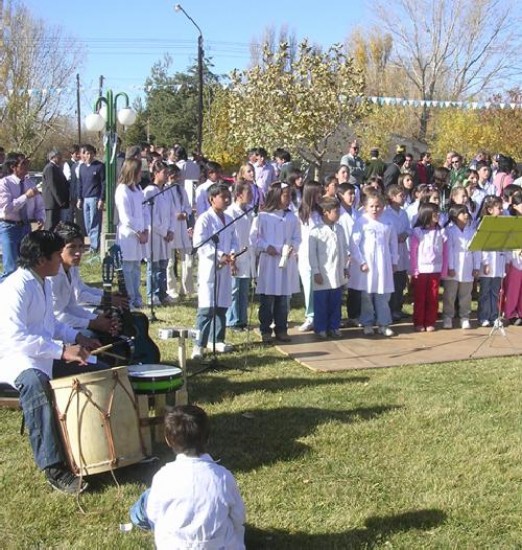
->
[250, 182, 301, 342]
[165, 163, 194, 300]
[410, 203, 447, 332]
[192, 184, 237, 358]
[381, 184, 411, 321]
[296, 181, 323, 332]
[309, 197, 348, 338]
[337, 182, 361, 325]
[130, 405, 246, 549]
[225, 181, 255, 330]
[477, 195, 505, 327]
[504, 192, 522, 324]
[143, 161, 174, 306]
[195, 161, 223, 217]
[442, 204, 480, 330]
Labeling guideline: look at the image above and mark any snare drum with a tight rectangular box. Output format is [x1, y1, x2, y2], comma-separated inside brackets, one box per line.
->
[127, 364, 183, 395]
[50, 366, 145, 475]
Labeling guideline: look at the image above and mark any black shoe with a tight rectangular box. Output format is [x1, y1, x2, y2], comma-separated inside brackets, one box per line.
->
[275, 332, 291, 342]
[45, 466, 88, 495]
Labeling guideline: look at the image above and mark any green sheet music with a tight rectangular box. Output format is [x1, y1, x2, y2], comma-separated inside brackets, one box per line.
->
[468, 216, 522, 251]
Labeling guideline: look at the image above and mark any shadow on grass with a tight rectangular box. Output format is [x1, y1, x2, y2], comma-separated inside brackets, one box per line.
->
[245, 508, 446, 549]
[211, 405, 401, 473]
[191, 374, 370, 405]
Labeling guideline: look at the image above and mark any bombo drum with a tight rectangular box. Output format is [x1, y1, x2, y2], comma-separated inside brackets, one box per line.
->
[127, 364, 184, 395]
[50, 366, 145, 476]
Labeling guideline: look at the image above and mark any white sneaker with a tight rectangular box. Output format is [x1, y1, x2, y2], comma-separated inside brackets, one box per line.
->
[461, 319, 471, 330]
[378, 326, 396, 337]
[147, 296, 161, 306]
[481, 320, 491, 327]
[442, 318, 453, 329]
[363, 326, 374, 336]
[191, 345, 203, 359]
[206, 342, 234, 353]
[298, 319, 314, 332]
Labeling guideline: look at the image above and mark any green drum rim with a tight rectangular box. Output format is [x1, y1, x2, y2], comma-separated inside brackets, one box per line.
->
[130, 377, 184, 394]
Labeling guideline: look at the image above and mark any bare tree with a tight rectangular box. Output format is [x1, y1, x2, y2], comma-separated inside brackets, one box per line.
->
[0, 2, 82, 154]
[373, 0, 521, 139]
[249, 24, 298, 70]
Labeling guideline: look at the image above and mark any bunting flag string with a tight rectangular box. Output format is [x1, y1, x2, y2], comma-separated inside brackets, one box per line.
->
[1, 86, 521, 110]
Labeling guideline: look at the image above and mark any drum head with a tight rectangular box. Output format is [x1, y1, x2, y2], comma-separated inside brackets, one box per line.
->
[128, 364, 183, 395]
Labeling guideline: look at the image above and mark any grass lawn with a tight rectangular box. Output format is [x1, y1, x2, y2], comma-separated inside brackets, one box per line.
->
[1, 259, 521, 548]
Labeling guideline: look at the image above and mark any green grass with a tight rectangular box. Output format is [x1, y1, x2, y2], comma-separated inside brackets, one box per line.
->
[1, 259, 522, 548]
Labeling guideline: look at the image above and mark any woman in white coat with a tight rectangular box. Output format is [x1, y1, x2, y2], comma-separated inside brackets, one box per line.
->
[115, 159, 148, 309]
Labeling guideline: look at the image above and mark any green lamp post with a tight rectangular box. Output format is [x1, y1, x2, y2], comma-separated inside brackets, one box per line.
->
[85, 90, 136, 239]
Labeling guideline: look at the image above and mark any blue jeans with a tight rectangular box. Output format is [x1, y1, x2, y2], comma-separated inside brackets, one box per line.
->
[478, 277, 502, 323]
[83, 197, 102, 252]
[14, 368, 65, 470]
[196, 307, 227, 346]
[226, 277, 250, 327]
[313, 287, 343, 332]
[360, 291, 392, 327]
[130, 489, 154, 531]
[146, 260, 168, 302]
[122, 260, 142, 306]
[0, 221, 30, 280]
[259, 294, 288, 335]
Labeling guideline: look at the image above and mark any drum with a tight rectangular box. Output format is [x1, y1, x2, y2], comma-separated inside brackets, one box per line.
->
[127, 364, 184, 395]
[50, 366, 145, 476]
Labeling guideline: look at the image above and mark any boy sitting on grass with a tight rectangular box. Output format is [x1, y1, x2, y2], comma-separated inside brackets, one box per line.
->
[130, 405, 246, 549]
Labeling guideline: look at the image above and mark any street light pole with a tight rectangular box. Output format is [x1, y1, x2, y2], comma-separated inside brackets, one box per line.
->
[85, 90, 136, 240]
[174, 4, 204, 154]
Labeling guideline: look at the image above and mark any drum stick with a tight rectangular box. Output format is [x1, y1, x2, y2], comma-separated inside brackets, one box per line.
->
[90, 336, 134, 356]
[97, 350, 127, 361]
[90, 341, 120, 355]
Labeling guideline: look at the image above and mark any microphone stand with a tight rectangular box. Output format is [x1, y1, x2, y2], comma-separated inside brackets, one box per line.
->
[142, 182, 178, 323]
[192, 203, 256, 370]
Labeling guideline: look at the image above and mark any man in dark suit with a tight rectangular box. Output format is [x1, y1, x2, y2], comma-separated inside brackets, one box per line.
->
[383, 153, 406, 189]
[42, 149, 70, 231]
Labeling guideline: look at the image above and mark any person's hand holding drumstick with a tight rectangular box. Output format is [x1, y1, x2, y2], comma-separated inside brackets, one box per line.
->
[61, 334, 102, 365]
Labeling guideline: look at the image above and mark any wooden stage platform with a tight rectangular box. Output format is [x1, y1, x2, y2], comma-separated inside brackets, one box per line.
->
[276, 321, 522, 372]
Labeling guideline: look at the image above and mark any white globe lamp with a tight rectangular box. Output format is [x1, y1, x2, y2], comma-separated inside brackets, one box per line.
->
[85, 112, 105, 132]
[117, 107, 137, 127]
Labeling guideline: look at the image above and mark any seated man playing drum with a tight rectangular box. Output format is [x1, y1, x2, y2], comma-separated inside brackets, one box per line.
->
[0, 230, 103, 494]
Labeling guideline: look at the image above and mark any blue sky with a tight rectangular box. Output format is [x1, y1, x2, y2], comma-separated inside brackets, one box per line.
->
[23, 0, 368, 110]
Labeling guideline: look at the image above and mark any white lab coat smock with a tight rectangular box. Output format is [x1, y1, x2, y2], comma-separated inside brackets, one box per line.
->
[250, 209, 301, 296]
[146, 453, 245, 550]
[0, 268, 78, 387]
[165, 183, 192, 251]
[115, 183, 146, 262]
[381, 205, 411, 272]
[225, 202, 256, 278]
[309, 222, 349, 290]
[193, 208, 237, 308]
[444, 223, 481, 283]
[349, 214, 398, 294]
[143, 184, 174, 262]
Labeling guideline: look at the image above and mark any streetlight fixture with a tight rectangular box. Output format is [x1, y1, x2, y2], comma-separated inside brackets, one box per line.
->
[174, 3, 204, 154]
[85, 90, 136, 239]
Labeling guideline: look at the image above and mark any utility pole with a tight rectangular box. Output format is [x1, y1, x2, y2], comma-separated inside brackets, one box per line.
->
[99, 75, 105, 98]
[76, 73, 82, 143]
